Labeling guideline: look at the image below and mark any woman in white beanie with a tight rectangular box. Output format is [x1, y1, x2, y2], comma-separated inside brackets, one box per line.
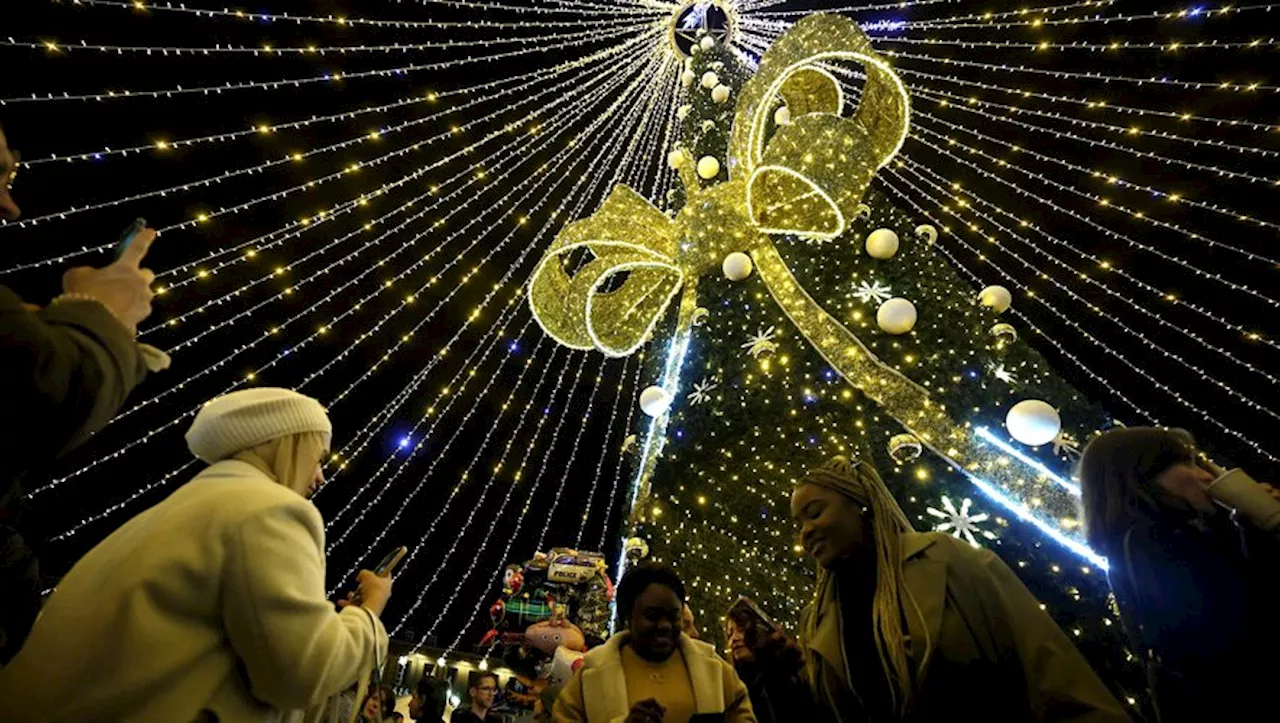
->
[0, 388, 391, 723]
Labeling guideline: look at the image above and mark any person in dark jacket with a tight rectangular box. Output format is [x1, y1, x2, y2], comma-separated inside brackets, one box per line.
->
[0, 123, 157, 663]
[725, 599, 819, 723]
[1078, 427, 1280, 723]
[792, 455, 1128, 722]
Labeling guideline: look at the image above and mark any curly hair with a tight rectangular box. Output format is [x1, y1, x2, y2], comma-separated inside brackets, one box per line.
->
[616, 562, 686, 622]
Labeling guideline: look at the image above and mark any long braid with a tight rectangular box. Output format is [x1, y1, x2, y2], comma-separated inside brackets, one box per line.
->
[798, 456, 927, 718]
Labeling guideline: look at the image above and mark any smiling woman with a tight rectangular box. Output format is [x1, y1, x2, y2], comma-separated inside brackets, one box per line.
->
[552, 561, 754, 723]
[791, 455, 1129, 722]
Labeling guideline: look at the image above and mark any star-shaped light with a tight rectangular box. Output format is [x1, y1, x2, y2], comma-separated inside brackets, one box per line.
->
[988, 362, 1018, 385]
[853, 280, 893, 304]
[742, 326, 779, 359]
[927, 496, 996, 548]
[1052, 431, 1082, 459]
[688, 376, 720, 406]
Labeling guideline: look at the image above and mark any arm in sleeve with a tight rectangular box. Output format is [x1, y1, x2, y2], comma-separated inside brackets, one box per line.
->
[719, 657, 758, 723]
[0, 287, 145, 465]
[222, 499, 389, 711]
[551, 668, 589, 723]
[974, 549, 1131, 723]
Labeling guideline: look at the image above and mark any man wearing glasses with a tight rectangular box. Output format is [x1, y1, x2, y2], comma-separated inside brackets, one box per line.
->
[0, 124, 158, 663]
[451, 672, 503, 723]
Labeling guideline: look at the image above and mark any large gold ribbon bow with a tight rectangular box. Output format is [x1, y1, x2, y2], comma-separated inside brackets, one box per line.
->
[530, 13, 907, 356]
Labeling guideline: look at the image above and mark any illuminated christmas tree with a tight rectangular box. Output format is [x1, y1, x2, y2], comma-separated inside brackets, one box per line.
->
[530, 14, 1146, 707]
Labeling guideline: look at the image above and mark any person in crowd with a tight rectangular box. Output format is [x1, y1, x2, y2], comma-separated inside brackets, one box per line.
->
[723, 599, 817, 723]
[0, 388, 390, 721]
[791, 455, 1128, 722]
[1078, 427, 1280, 722]
[452, 671, 503, 723]
[409, 677, 449, 722]
[554, 562, 755, 723]
[681, 603, 700, 640]
[0, 122, 158, 663]
[361, 685, 398, 723]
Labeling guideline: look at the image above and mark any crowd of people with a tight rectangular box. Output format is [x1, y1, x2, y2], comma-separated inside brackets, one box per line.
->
[2, 123, 1279, 723]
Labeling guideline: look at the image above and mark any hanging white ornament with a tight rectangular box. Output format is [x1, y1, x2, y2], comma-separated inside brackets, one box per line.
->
[700, 36, 716, 51]
[676, 104, 692, 120]
[621, 434, 638, 456]
[742, 326, 779, 359]
[722, 251, 753, 281]
[711, 84, 731, 104]
[915, 224, 938, 245]
[700, 119, 715, 132]
[774, 106, 792, 126]
[624, 537, 650, 560]
[853, 280, 893, 305]
[855, 203, 872, 219]
[978, 285, 1013, 314]
[865, 229, 900, 260]
[639, 386, 673, 417]
[667, 150, 686, 170]
[681, 70, 696, 88]
[1005, 400, 1062, 447]
[888, 433, 923, 464]
[701, 71, 719, 89]
[877, 298, 917, 335]
[691, 307, 710, 326]
[989, 322, 1018, 344]
[697, 156, 721, 179]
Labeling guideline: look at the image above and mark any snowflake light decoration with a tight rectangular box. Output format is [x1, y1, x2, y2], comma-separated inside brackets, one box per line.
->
[688, 376, 720, 405]
[742, 326, 779, 359]
[853, 280, 893, 304]
[927, 496, 996, 548]
[1052, 431, 1082, 459]
[987, 362, 1019, 385]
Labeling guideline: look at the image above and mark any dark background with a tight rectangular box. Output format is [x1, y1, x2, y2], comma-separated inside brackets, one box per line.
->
[2, 0, 1276, 652]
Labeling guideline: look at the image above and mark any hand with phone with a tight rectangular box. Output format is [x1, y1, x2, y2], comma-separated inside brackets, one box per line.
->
[60, 218, 157, 335]
[623, 699, 666, 723]
[339, 546, 405, 617]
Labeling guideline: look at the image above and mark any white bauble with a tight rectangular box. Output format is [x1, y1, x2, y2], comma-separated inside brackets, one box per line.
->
[700, 36, 716, 51]
[667, 150, 686, 170]
[681, 70, 696, 88]
[697, 155, 721, 179]
[722, 252, 754, 281]
[676, 104, 692, 120]
[865, 228, 900, 260]
[877, 298, 917, 335]
[978, 285, 1013, 314]
[711, 84, 731, 104]
[774, 106, 792, 126]
[1005, 400, 1062, 447]
[701, 71, 719, 89]
[639, 386, 673, 417]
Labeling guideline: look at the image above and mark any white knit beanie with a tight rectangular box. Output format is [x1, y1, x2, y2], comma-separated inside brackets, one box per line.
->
[185, 388, 332, 463]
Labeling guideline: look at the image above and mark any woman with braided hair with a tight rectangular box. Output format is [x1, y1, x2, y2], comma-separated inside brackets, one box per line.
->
[790, 456, 1129, 722]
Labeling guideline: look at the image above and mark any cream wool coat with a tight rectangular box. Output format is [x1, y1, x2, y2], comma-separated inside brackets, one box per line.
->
[552, 631, 756, 723]
[0, 459, 388, 723]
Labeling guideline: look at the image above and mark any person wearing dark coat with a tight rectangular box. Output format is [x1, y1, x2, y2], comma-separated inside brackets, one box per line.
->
[1078, 427, 1280, 723]
[791, 456, 1129, 723]
[0, 124, 156, 663]
[725, 602, 821, 723]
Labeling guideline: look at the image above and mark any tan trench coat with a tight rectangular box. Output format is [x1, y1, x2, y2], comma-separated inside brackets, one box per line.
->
[803, 532, 1131, 722]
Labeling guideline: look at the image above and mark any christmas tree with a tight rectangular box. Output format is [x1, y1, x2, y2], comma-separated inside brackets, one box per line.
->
[531, 15, 1145, 710]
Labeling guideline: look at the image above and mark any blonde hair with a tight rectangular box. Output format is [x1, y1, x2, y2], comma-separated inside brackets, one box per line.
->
[798, 456, 929, 717]
[234, 432, 329, 492]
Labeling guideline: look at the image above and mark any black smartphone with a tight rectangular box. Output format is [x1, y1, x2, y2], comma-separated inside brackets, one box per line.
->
[373, 545, 408, 576]
[113, 218, 147, 261]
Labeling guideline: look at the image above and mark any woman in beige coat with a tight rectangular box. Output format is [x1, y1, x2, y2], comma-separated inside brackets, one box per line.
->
[0, 388, 391, 723]
[791, 456, 1129, 722]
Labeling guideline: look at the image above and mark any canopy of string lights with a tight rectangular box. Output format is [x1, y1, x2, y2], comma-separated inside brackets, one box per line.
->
[2, 0, 1275, 676]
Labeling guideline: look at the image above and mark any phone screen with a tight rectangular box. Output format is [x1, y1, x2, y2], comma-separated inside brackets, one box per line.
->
[113, 218, 147, 261]
[373, 545, 408, 576]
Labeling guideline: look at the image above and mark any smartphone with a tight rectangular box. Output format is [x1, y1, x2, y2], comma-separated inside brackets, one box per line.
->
[113, 218, 147, 261]
[373, 545, 408, 576]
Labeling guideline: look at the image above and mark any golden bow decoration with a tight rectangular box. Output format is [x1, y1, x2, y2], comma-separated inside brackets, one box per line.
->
[529, 14, 1078, 525]
[530, 13, 907, 357]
